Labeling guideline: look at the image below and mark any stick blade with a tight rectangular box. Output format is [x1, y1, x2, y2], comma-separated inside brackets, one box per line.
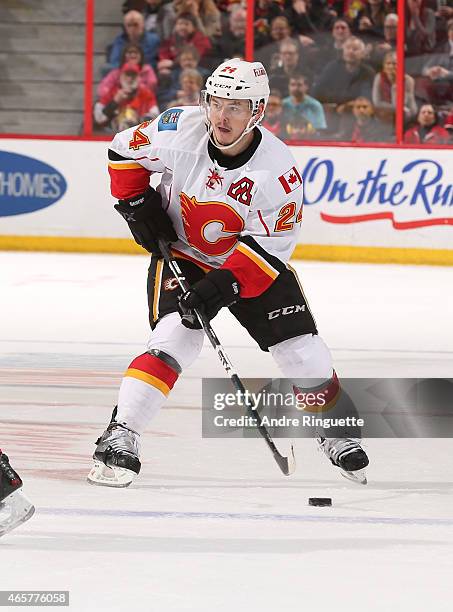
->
[275, 444, 296, 476]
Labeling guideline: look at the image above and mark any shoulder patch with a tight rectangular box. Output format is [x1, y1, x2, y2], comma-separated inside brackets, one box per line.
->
[158, 108, 184, 131]
[278, 166, 302, 194]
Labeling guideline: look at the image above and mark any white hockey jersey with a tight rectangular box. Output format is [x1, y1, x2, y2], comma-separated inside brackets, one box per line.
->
[108, 106, 303, 298]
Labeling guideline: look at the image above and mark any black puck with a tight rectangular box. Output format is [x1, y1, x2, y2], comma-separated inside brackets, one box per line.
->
[308, 497, 332, 507]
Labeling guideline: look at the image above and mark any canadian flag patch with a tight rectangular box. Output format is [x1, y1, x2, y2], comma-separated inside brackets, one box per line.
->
[278, 166, 302, 194]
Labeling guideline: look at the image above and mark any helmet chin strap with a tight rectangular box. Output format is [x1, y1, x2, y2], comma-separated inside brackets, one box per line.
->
[207, 112, 260, 152]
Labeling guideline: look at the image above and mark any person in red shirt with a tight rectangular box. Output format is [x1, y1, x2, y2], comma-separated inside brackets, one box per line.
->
[94, 62, 159, 132]
[158, 13, 212, 70]
[97, 43, 158, 100]
[403, 103, 450, 144]
[349, 96, 386, 142]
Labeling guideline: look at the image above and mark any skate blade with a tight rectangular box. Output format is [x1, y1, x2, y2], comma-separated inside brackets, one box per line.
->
[87, 461, 136, 488]
[0, 490, 35, 537]
[340, 468, 367, 485]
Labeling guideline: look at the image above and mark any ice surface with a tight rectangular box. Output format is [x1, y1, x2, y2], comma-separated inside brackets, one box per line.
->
[1, 252, 452, 612]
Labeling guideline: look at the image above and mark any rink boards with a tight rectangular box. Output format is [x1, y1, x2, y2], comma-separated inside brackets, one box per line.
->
[0, 138, 452, 265]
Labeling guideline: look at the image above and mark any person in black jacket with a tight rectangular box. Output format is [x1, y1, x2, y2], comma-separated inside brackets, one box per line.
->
[341, 96, 391, 142]
[312, 36, 376, 133]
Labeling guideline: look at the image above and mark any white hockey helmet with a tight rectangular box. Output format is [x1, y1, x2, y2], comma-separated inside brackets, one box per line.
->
[201, 59, 270, 150]
[204, 58, 270, 114]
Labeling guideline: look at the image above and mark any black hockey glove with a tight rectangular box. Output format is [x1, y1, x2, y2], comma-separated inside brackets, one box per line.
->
[178, 269, 240, 329]
[114, 187, 177, 254]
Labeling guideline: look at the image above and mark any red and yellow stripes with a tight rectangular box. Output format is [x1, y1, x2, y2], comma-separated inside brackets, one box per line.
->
[125, 353, 179, 397]
[108, 159, 151, 199]
[222, 241, 279, 298]
[293, 372, 341, 413]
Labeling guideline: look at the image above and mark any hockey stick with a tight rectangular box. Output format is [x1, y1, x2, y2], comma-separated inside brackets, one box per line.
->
[158, 239, 296, 476]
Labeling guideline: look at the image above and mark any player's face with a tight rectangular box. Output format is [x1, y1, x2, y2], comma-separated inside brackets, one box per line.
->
[209, 97, 253, 146]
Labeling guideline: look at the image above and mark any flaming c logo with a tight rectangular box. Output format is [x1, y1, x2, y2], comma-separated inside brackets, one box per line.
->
[180, 192, 244, 256]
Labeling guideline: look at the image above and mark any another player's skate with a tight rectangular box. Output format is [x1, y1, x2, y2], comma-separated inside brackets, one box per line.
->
[87, 416, 141, 488]
[0, 451, 35, 537]
[317, 437, 369, 484]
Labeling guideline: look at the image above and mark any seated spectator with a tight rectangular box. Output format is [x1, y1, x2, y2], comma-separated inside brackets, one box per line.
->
[107, 10, 160, 71]
[158, 13, 212, 70]
[256, 16, 293, 71]
[167, 68, 203, 107]
[403, 103, 450, 143]
[158, 45, 210, 107]
[353, 0, 391, 40]
[98, 43, 158, 101]
[122, 0, 171, 39]
[313, 36, 376, 104]
[254, 0, 285, 45]
[369, 12, 398, 70]
[262, 89, 286, 138]
[269, 38, 307, 96]
[282, 73, 327, 132]
[372, 51, 417, 122]
[156, 0, 221, 41]
[343, 96, 389, 141]
[406, 0, 436, 57]
[214, 6, 246, 61]
[313, 36, 376, 133]
[314, 18, 352, 69]
[94, 62, 159, 132]
[417, 18, 453, 107]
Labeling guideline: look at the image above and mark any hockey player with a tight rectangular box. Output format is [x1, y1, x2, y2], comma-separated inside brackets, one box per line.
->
[0, 450, 35, 537]
[88, 58, 369, 488]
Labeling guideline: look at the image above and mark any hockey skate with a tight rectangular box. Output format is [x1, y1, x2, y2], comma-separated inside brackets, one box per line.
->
[87, 421, 141, 488]
[317, 437, 369, 485]
[0, 452, 35, 537]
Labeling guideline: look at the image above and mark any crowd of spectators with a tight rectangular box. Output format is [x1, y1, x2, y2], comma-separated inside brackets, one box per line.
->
[93, 0, 453, 144]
